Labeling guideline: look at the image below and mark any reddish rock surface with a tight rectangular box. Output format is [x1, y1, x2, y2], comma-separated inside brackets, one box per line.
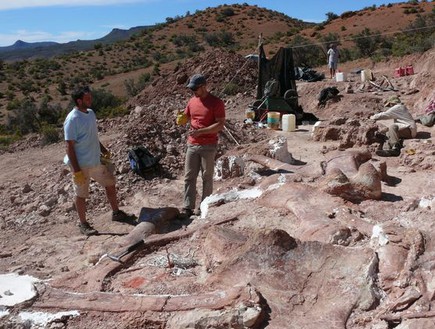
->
[1, 48, 435, 328]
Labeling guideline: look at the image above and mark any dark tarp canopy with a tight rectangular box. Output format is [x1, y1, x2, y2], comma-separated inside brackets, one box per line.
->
[257, 44, 298, 100]
[252, 43, 318, 124]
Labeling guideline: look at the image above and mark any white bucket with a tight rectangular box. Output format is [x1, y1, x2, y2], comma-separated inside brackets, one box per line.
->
[282, 114, 296, 132]
[335, 72, 345, 82]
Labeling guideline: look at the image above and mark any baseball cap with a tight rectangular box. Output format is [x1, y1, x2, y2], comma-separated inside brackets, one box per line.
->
[187, 74, 206, 90]
[384, 95, 401, 107]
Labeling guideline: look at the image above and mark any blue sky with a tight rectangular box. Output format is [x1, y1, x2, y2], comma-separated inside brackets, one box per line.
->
[0, 0, 407, 47]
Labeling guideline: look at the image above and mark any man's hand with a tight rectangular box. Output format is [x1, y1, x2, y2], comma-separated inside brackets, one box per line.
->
[73, 171, 86, 185]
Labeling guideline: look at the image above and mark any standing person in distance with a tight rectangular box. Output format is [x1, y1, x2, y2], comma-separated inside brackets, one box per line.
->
[177, 74, 226, 218]
[327, 43, 340, 79]
[63, 86, 136, 236]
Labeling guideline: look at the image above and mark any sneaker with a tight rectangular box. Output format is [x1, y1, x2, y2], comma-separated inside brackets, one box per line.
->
[79, 222, 98, 236]
[112, 210, 137, 226]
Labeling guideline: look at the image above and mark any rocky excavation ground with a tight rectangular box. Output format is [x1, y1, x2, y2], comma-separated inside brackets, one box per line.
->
[0, 48, 435, 329]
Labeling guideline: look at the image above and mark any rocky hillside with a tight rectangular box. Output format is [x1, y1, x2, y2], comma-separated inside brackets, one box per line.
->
[0, 1, 433, 124]
[0, 26, 152, 62]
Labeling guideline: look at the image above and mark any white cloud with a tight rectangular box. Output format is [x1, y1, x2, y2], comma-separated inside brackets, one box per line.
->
[0, 30, 98, 47]
[0, 0, 153, 11]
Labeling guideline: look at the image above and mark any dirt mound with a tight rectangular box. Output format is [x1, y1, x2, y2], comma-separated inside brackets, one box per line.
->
[120, 48, 265, 176]
[128, 48, 258, 107]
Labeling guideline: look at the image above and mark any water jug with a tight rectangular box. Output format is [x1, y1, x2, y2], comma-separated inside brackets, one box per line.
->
[282, 114, 296, 132]
[335, 72, 345, 82]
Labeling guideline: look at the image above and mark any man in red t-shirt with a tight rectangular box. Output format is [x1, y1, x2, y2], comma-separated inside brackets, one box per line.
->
[180, 74, 225, 218]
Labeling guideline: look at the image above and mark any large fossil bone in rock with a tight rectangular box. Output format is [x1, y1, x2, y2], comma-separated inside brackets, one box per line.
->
[206, 228, 378, 329]
[258, 182, 373, 243]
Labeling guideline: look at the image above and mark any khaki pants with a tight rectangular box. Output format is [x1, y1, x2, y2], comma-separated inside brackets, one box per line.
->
[386, 124, 412, 149]
[183, 144, 217, 210]
[72, 164, 116, 198]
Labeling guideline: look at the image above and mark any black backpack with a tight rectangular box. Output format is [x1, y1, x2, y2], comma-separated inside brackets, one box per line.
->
[318, 87, 340, 106]
[128, 146, 160, 178]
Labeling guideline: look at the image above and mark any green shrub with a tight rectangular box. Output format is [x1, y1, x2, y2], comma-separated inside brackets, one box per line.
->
[288, 35, 322, 67]
[221, 8, 235, 17]
[341, 11, 356, 19]
[404, 8, 418, 14]
[353, 28, 387, 57]
[124, 72, 152, 97]
[325, 12, 339, 22]
[216, 14, 225, 22]
[222, 82, 239, 95]
[97, 105, 129, 118]
[0, 134, 20, 149]
[88, 88, 124, 118]
[7, 99, 40, 134]
[40, 124, 60, 145]
[204, 31, 235, 47]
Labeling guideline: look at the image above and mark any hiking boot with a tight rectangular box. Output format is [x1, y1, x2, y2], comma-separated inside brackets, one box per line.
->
[112, 210, 137, 226]
[179, 208, 194, 220]
[376, 148, 401, 157]
[374, 131, 388, 142]
[79, 222, 98, 236]
[374, 132, 388, 148]
[395, 139, 404, 150]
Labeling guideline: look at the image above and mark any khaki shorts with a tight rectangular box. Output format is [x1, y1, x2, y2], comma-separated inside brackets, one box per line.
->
[72, 164, 116, 198]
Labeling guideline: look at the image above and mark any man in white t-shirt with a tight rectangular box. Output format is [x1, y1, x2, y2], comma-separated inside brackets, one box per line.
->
[327, 44, 339, 79]
[64, 86, 136, 235]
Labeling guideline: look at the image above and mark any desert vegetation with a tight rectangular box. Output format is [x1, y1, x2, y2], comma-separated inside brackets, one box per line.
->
[0, 2, 433, 149]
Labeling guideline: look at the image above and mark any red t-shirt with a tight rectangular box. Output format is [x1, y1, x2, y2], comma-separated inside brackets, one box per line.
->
[185, 93, 225, 145]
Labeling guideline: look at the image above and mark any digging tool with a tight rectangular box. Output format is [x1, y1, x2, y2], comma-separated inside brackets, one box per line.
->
[382, 75, 398, 91]
[107, 239, 145, 262]
[223, 125, 240, 146]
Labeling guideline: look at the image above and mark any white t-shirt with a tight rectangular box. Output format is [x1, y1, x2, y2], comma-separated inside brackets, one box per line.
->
[370, 104, 417, 137]
[327, 48, 339, 64]
[63, 108, 101, 167]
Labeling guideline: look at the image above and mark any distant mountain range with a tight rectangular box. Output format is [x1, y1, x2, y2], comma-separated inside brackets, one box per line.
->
[0, 26, 152, 62]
